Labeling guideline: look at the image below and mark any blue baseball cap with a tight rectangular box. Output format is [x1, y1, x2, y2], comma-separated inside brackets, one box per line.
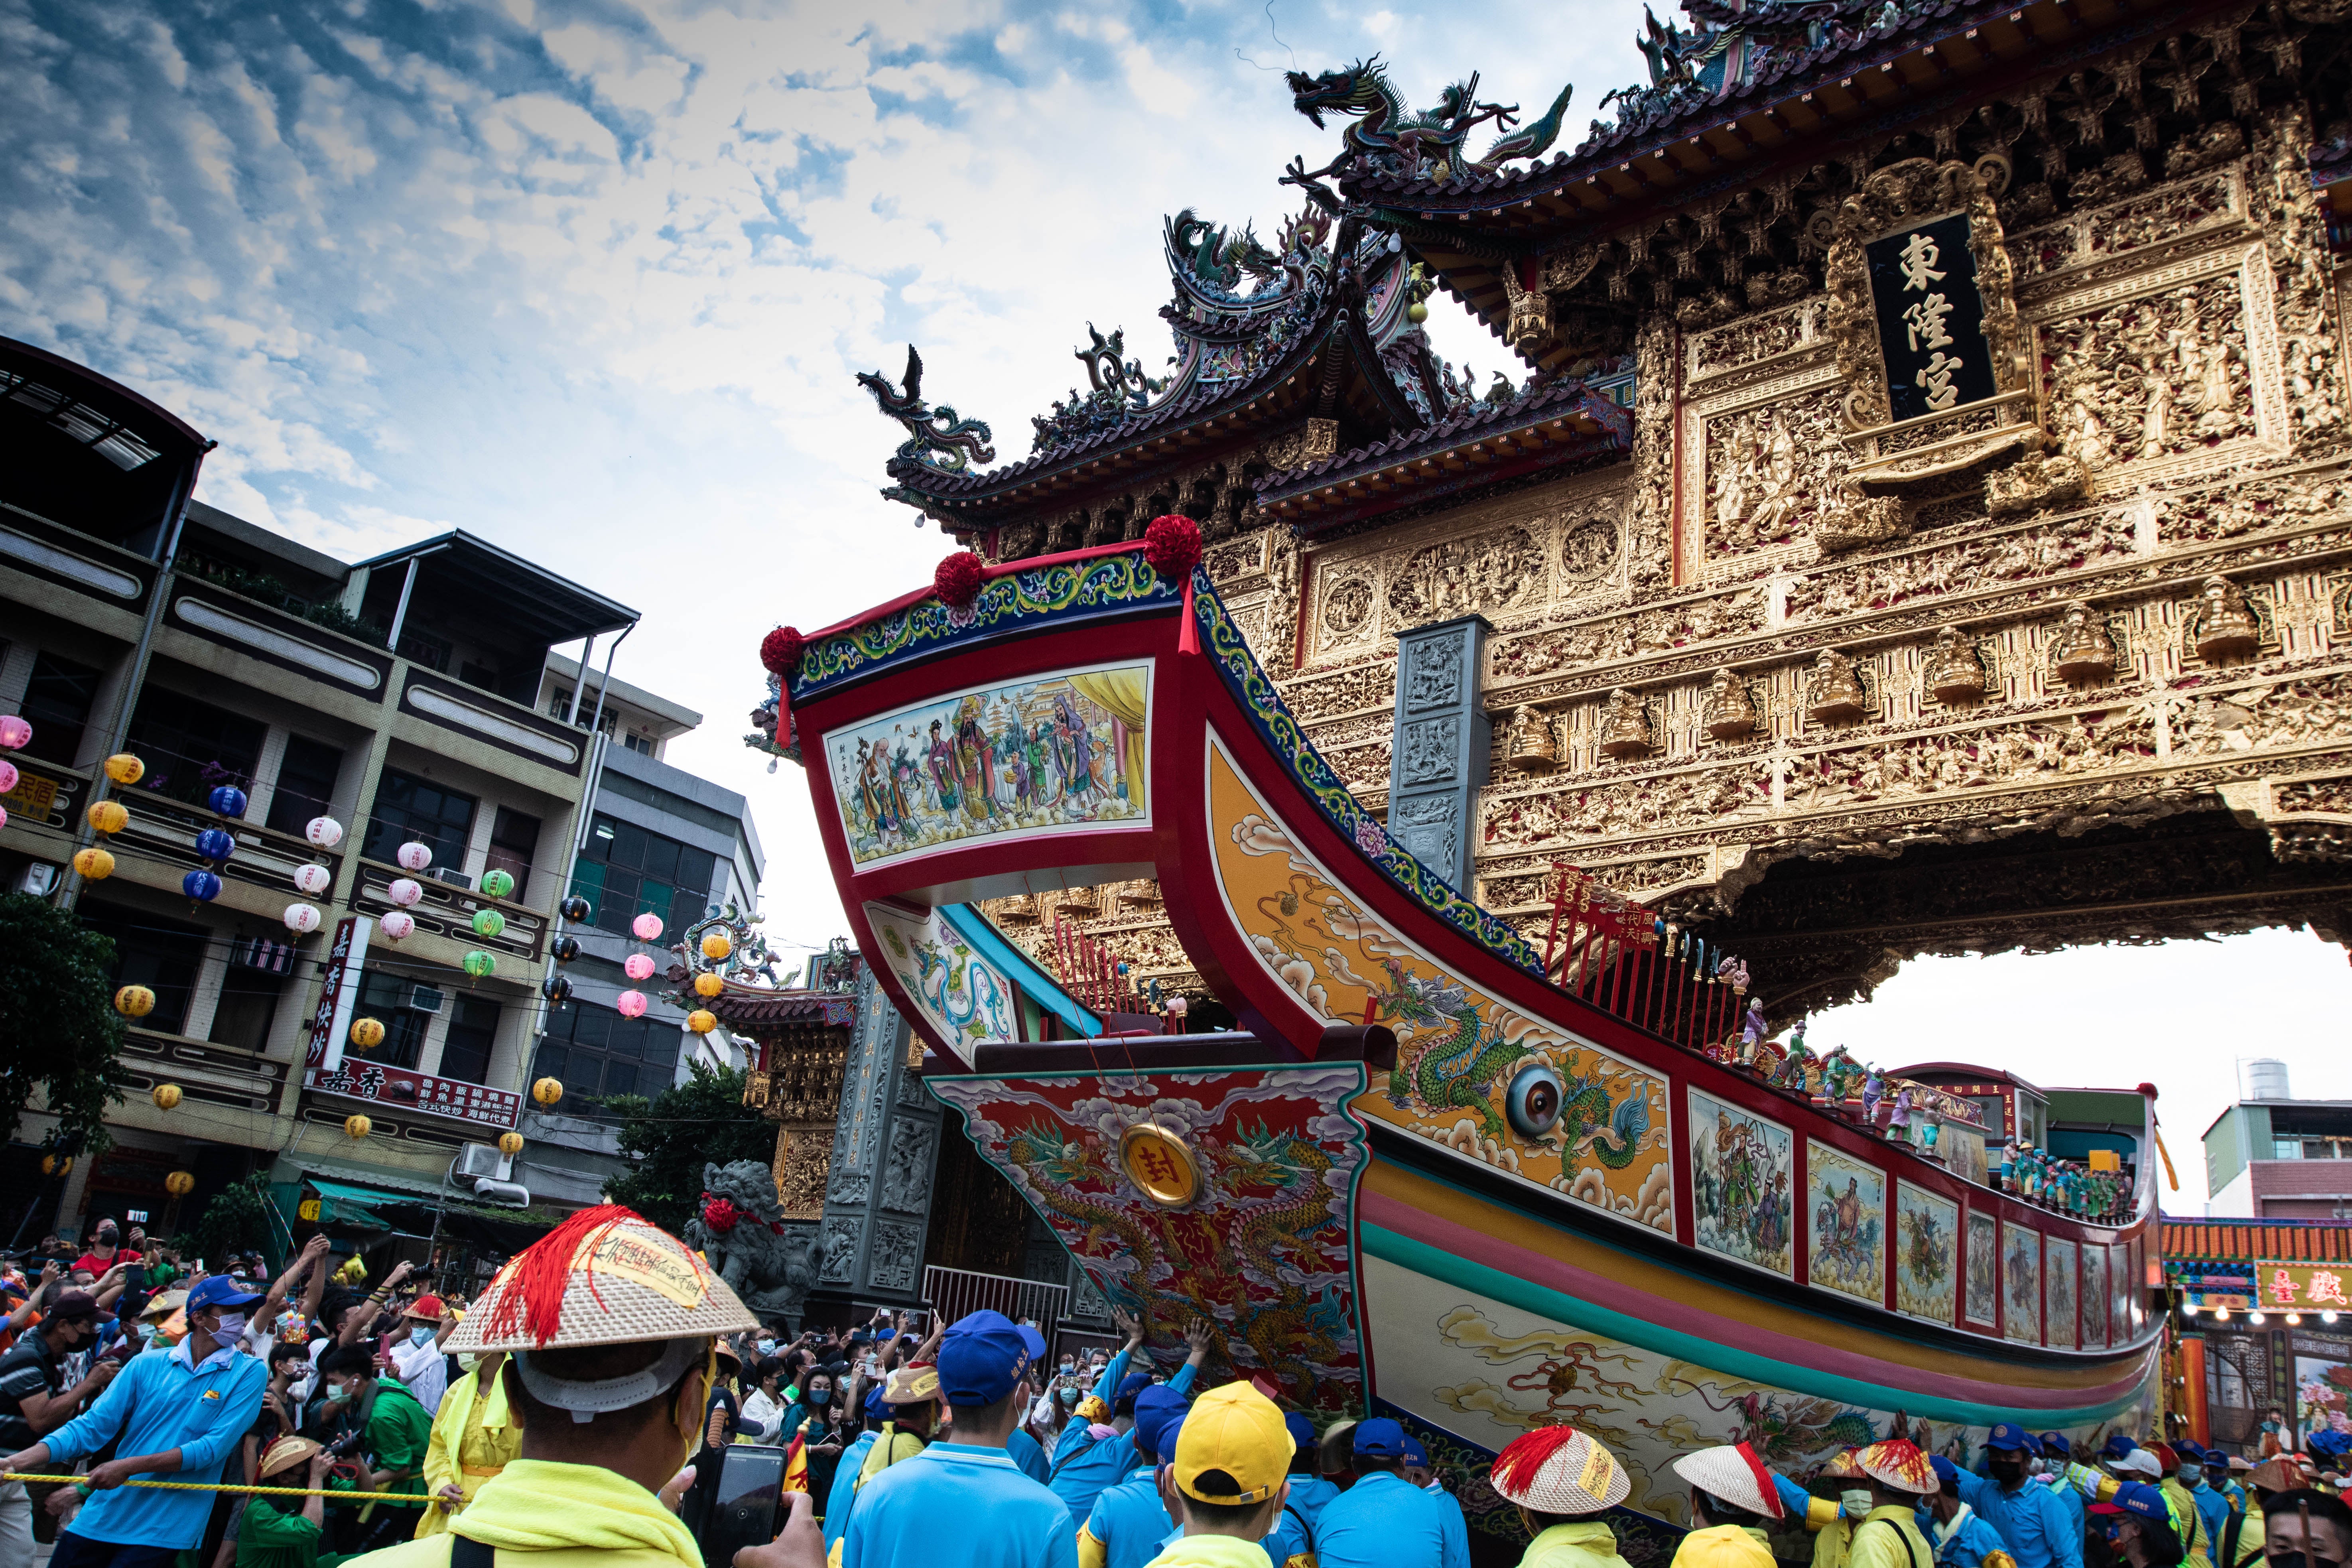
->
[1986, 1422, 2037, 1453]
[1156, 1410, 1189, 1463]
[2103, 1434, 2138, 1461]
[2040, 1433, 2073, 1459]
[1114, 1371, 1153, 1405]
[1132, 1385, 1188, 1460]
[2201, 1450, 2231, 1469]
[1353, 1417, 1407, 1459]
[863, 1385, 889, 1418]
[937, 1310, 1030, 1407]
[2115, 1483, 2169, 1523]
[1014, 1324, 1048, 1365]
[1285, 1412, 1317, 1455]
[1931, 1456, 1961, 1488]
[1401, 1436, 1430, 1467]
[188, 1274, 263, 1313]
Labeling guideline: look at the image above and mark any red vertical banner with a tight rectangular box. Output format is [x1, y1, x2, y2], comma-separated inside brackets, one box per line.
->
[2177, 1334, 2210, 1447]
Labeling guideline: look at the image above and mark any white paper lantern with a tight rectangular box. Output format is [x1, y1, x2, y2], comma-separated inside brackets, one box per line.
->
[378, 910, 415, 942]
[305, 816, 345, 849]
[396, 841, 433, 871]
[283, 902, 322, 934]
[293, 863, 333, 896]
[387, 878, 424, 908]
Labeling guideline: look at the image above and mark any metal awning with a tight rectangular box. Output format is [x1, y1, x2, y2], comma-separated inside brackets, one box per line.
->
[302, 1176, 402, 1229]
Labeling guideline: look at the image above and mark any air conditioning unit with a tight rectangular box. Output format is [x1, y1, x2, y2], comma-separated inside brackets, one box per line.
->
[405, 984, 445, 1016]
[433, 867, 475, 889]
[16, 863, 59, 897]
[454, 1143, 511, 1182]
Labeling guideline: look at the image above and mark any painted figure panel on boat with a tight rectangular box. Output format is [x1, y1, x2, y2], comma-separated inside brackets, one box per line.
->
[1894, 1181, 1958, 1325]
[1206, 736, 1673, 1235]
[928, 1064, 1370, 1421]
[826, 660, 1149, 869]
[1966, 1209, 1999, 1325]
[1807, 1141, 1887, 1306]
[2005, 1222, 2045, 1344]
[2082, 1245, 2110, 1350]
[2048, 1240, 2080, 1351]
[1690, 1090, 1794, 1277]
[864, 900, 1017, 1055]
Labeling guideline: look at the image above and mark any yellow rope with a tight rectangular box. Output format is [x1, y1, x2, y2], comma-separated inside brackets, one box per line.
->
[111, 1479, 433, 1505]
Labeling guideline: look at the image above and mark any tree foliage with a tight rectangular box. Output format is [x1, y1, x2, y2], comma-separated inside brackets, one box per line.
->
[189, 1173, 271, 1263]
[0, 893, 131, 1156]
[603, 1062, 778, 1234]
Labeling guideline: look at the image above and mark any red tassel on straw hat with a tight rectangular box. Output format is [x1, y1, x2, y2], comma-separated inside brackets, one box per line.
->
[1491, 1424, 1631, 1513]
[487, 1202, 640, 1347]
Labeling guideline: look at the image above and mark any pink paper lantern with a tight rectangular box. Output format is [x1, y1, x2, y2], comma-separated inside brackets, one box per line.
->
[378, 910, 415, 942]
[0, 804, 8, 831]
[387, 878, 424, 908]
[396, 841, 433, 871]
[305, 816, 345, 849]
[283, 902, 322, 934]
[624, 953, 656, 981]
[630, 912, 663, 942]
[0, 760, 16, 796]
[293, 863, 333, 896]
[616, 990, 649, 1019]
[0, 716, 29, 750]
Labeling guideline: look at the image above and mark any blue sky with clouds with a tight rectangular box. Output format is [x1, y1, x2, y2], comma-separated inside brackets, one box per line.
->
[9, 0, 2347, 1150]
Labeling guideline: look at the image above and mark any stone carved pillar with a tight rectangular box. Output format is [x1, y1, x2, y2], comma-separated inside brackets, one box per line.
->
[1385, 615, 1493, 890]
[816, 964, 944, 1306]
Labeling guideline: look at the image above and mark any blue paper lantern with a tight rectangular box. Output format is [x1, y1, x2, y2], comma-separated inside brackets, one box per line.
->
[208, 786, 249, 818]
[182, 869, 222, 902]
[194, 828, 236, 862]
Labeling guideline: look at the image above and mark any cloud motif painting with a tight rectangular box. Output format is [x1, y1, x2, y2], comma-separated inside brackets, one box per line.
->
[863, 900, 1016, 1056]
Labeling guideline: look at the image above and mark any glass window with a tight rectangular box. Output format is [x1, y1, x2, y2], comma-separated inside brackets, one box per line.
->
[485, 807, 541, 902]
[18, 653, 104, 768]
[566, 813, 715, 937]
[438, 995, 500, 1085]
[354, 968, 438, 1070]
[530, 999, 679, 1104]
[362, 768, 477, 870]
[264, 734, 346, 837]
[80, 902, 208, 1035]
[124, 688, 267, 809]
[397, 629, 451, 673]
[208, 964, 283, 1054]
[545, 686, 573, 719]
[2276, 1138, 2306, 1161]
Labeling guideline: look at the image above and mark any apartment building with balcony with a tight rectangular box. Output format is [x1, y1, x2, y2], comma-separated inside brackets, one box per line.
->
[2203, 1058, 2352, 1220]
[0, 334, 762, 1250]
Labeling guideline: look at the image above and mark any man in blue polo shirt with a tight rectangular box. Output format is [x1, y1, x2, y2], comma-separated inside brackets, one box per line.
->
[1279, 1412, 1337, 1530]
[1050, 1320, 1210, 1525]
[2039, 1434, 2086, 1543]
[0, 1272, 267, 1568]
[1314, 1417, 1465, 1568]
[1950, 1424, 2082, 1568]
[1079, 1388, 1189, 1568]
[1005, 1324, 1053, 1486]
[843, 1310, 1076, 1568]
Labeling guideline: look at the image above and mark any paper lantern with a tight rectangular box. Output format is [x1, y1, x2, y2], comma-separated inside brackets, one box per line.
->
[40, 1154, 72, 1178]
[471, 908, 506, 939]
[164, 1170, 196, 1197]
[693, 971, 724, 999]
[0, 804, 9, 830]
[74, 847, 115, 880]
[85, 800, 127, 834]
[150, 1082, 181, 1109]
[195, 828, 236, 862]
[208, 786, 248, 818]
[700, 931, 733, 962]
[687, 1009, 717, 1034]
[631, 912, 664, 942]
[550, 935, 580, 963]
[378, 910, 414, 942]
[624, 953, 656, 981]
[349, 1017, 386, 1050]
[396, 841, 433, 871]
[293, 863, 333, 896]
[559, 894, 591, 921]
[497, 1131, 525, 1157]
[0, 760, 17, 795]
[305, 816, 345, 849]
[104, 753, 145, 785]
[283, 902, 322, 934]
[0, 716, 29, 749]
[387, 878, 424, 908]
[115, 985, 156, 1018]
[541, 974, 573, 1003]
[462, 950, 496, 980]
[182, 869, 221, 902]
[344, 1114, 372, 1140]
[616, 990, 648, 1018]
[532, 1076, 564, 1106]
[479, 868, 515, 900]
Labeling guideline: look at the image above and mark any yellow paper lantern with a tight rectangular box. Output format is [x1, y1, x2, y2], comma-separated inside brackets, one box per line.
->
[115, 985, 156, 1019]
[344, 1114, 372, 1140]
[104, 754, 145, 784]
[497, 1131, 525, 1157]
[531, 1076, 564, 1107]
[701, 931, 733, 962]
[39, 1154, 71, 1178]
[349, 1017, 386, 1051]
[693, 971, 724, 998]
[86, 800, 128, 834]
[164, 1170, 195, 1196]
[687, 1009, 717, 1034]
[150, 1082, 182, 1111]
[74, 847, 115, 881]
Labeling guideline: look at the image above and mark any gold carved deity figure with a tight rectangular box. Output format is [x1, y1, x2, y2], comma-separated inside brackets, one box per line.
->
[1703, 668, 1760, 741]
[1805, 649, 1869, 725]
[1505, 705, 1560, 771]
[2050, 601, 2118, 684]
[1926, 627, 1988, 705]
[2191, 575, 2261, 663]
[1598, 688, 1655, 758]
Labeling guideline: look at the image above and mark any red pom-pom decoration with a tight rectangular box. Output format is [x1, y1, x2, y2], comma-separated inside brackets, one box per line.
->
[760, 626, 805, 676]
[1143, 514, 1203, 580]
[934, 551, 986, 608]
[701, 1195, 744, 1234]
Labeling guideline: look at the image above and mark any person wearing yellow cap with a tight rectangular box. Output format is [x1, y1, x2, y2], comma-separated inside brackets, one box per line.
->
[1841, 1440, 1937, 1568]
[235, 1436, 347, 1568]
[1670, 1442, 1787, 1568]
[341, 1202, 787, 1568]
[413, 1353, 522, 1538]
[1144, 1381, 1294, 1568]
[1486, 1424, 1636, 1568]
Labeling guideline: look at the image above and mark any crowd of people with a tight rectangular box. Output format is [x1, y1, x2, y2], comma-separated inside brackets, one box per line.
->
[0, 1208, 2346, 1568]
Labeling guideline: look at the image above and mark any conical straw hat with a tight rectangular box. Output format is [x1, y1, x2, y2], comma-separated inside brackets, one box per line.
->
[445, 1204, 758, 1353]
[1672, 1442, 1787, 1519]
[1490, 1425, 1633, 1513]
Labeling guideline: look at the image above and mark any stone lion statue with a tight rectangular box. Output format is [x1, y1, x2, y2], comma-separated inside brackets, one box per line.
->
[682, 1159, 833, 1331]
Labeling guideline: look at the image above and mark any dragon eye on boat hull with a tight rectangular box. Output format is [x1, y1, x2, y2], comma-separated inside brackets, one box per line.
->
[1506, 1062, 1565, 1140]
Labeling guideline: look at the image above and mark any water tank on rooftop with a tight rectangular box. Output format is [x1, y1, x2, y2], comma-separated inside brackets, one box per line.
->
[2247, 1058, 2292, 1101]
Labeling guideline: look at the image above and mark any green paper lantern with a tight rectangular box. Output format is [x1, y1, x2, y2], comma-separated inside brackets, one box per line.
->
[471, 908, 506, 938]
[463, 950, 497, 980]
[480, 868, 515, 900]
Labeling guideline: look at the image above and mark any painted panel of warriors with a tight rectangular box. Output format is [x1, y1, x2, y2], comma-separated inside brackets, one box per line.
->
[1689, 1090, 1794, 1276]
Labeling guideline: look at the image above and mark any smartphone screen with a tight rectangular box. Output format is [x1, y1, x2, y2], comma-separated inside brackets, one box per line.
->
[701, 1446, 786, 1564]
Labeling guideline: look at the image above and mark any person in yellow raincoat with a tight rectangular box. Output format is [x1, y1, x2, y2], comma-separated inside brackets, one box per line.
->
[1670, 1442, 1787, 1568]
[413, 1353, 522, 1538]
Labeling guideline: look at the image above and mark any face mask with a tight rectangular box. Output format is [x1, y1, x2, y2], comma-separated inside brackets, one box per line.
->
[810, 1389, 831, 1405]
[1842, 1489, 1874, 1517]
[1060, 1359, 1075, 1371]
[1060, 1387, 1079, 1404]
[758, 1340, 775, 1355]
[215, 1312, 247, 1340]
[2180, 1468, 2202, 1485]
[410, 1327, 436, 1347]
[326, 1382, 353, 1403]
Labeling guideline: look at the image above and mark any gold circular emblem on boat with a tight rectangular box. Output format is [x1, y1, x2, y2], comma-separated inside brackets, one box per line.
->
[1118, 1122, 1200, 1208]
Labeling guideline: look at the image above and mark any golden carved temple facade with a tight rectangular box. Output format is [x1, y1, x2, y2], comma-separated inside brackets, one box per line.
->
[853, 0, 2352, 1018]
